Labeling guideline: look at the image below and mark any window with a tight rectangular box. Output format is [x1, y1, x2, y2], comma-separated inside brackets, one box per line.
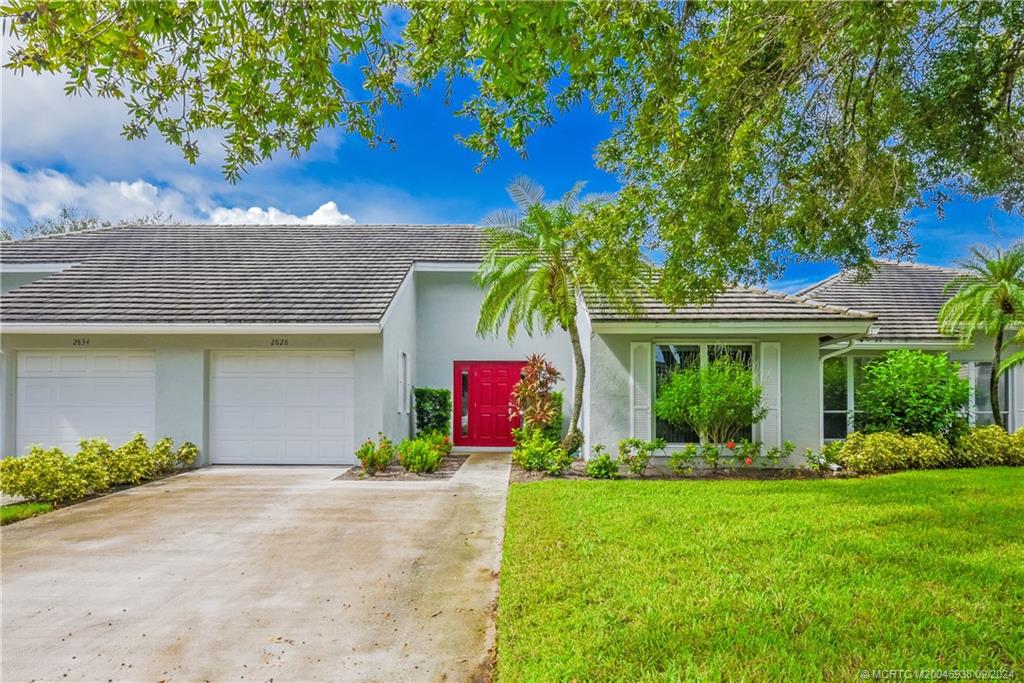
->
[972, 362, 1009, 426]
[398, 351, 409, 414]
[460, 369, 470, 437]
[822, 356, 874, 440]
[654, 343, 754, 444]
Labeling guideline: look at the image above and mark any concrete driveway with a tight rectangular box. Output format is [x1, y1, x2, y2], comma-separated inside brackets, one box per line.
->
[1, 454, 510, 682]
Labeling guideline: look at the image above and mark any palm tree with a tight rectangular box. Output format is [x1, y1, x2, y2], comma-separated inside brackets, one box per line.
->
[938, 242, 1024, 428]
[476, 177, 648, 453]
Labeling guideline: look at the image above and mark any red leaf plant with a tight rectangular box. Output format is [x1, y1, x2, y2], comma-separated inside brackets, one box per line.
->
[509, 354, 563, 431]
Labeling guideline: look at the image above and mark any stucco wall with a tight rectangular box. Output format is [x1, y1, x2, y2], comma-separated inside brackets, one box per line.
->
[0, 333, 383, 464]
[413, 270, 574, 433]
[588, 332, 825, 462]
[381, 271, 417, 442]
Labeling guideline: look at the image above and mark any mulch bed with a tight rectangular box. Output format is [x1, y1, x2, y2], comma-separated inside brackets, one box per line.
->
[510, 459, 853, 484]
[334, 454, 469, 481]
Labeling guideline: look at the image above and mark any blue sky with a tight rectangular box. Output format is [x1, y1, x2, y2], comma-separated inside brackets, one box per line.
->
[2, 60, 1020, 293]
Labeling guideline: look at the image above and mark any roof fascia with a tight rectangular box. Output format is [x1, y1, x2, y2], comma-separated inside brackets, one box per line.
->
[590, 320, 873, 335]
[0, 323, 381, 335]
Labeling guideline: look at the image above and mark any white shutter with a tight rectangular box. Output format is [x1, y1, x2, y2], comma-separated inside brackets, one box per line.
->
[630, 342, 653, 440]
[759, 342, 781, 448]
[1011, 365, 1024, 432]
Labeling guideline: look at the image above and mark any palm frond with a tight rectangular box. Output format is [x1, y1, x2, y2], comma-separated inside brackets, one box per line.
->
[506, 176, 545, 213]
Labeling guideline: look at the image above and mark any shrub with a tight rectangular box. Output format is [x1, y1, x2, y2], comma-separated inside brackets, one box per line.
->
[805, 441, 843, 473]
[422, 430, 453, 458]
[700, 444, 722, 469]
[654, 355, 767, 445]
[107, 433, 154, 485]
[836, 431, 953, 473]
[954, 425, 1022, 467]
[0, 446, 87, 503]
[1011, 429, 1024, 466]
[150, 437, 176, 475]
[414, 387, 452, 436]
[398, 438, 444, 473]
[585, 445, 619, 479]
[730, 440, 758, 467]
[175, 442, 200, 469]
[668, 444, 698, 474]
[617, 437, 665, 476]
[765, 440, 796, 467]
[542, 390, 565, 442]
[355, 433, 394, 475]
[0, 435, 197, 504]
[512, 428, 572, 475]
[511, 354, 563, 431]
[857, 349, 969, 441]
[73, 439, 112, 494]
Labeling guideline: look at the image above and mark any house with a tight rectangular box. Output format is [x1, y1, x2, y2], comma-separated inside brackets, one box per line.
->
[1, 224, 1021, 465]
[800, 260, 1024, 438]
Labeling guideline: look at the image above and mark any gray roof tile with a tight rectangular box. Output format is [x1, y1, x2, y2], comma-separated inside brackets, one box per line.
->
[1, 223, 484, 323]
[585, 282, 875, 322]
[798, 260, 960, 340]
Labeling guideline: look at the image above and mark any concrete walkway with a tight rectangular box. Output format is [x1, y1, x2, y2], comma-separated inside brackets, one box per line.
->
[1, 453, 511, 682]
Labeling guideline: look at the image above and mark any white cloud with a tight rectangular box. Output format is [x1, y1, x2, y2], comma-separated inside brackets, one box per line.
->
[207, 201, 354, 225]
[1, 164, 356, 228]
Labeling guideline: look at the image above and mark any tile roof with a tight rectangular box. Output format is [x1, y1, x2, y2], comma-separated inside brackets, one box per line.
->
[585, 282, 876, 322]
[797, 260, 960, 340]
[1, 224, 485, 323]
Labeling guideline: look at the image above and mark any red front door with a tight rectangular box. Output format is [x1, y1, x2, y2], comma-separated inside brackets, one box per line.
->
[453, 361, 526, 447]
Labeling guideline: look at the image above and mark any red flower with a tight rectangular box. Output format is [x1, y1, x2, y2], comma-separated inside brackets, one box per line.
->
[744, 456, 753, 466]
[726, 441, 736, 450]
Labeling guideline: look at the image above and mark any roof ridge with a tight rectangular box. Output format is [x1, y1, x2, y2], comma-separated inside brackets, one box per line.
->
[3, 222, 132, 244]
[733, 284, 876, 320]
[796, 258, 962, 297]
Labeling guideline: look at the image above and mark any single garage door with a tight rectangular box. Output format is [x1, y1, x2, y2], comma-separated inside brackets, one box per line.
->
[209, 350, 355, 464]
[16, 351, 156, 454]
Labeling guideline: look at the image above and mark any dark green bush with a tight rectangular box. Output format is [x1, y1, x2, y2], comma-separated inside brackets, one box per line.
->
[584, 445, 619, 479]
[542, 390, 565, 442]
[857, 350, 969, 441]
[414, 387, 452, 436]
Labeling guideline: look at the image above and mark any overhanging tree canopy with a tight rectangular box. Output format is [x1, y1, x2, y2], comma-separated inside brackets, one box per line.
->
[5, 0, 1022, 302]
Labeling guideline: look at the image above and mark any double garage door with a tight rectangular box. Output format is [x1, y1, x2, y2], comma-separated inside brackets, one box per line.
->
[14, 350, 355, 465]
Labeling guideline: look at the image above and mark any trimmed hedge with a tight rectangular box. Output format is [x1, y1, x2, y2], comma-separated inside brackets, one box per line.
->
[835, 426, 1024, 474]
[836, 432, 952, 474]
[414, 387, 452, 436]
[0, 435, 199, 504]
[955, 425, 1024, 467]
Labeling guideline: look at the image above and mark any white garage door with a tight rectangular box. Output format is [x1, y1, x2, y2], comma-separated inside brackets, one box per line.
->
[209, 351, 355, 464]
[16, 351, 156, 454]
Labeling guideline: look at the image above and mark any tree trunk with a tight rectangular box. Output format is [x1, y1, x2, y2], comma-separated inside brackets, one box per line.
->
[992, 326, 1005, 428]
[561, 317, 586, 455]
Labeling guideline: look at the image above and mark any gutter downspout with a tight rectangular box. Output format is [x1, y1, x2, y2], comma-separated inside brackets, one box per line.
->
[818, 339, 857, 448]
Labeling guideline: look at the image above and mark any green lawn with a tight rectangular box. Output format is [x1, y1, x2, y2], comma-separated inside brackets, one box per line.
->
[1, 501, 53, 525]
[498, 468, 1024, 681]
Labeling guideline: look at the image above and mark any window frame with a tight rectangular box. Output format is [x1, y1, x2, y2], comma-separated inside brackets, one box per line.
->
[651, 340, 758, 446]
[398, 350, 409, 415]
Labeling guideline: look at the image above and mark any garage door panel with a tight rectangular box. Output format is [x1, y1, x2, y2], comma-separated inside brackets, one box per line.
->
[210, 351, 355, 465]
[15, 351, 156, 455]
